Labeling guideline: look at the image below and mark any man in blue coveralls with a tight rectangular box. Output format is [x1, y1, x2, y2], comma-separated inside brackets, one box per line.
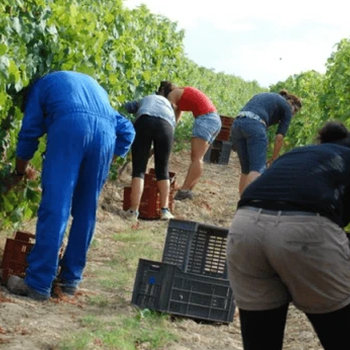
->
[5, 71, 135, 301]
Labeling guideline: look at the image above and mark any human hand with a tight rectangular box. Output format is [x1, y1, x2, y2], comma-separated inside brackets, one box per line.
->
[25, 165, 40, 180]
[266, 157, 275, 168]
[1, 164, 40, 194]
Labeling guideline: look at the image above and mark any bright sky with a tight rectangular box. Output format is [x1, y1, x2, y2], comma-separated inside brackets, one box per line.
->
[123, 0, 350, 87]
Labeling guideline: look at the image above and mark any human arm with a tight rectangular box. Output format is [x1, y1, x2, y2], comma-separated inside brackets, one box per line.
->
[267, 104, 292, 166]
[123, 100, 139, 114]
[3, 82, 45, 192]
[114, 112, 136, 157]
[267, 134, 284, 166]
[174, 107, 183, 124]
[16, 80, 46, 161]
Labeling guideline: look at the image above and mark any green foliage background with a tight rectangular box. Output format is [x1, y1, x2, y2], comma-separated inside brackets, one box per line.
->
[1, 0, 350, 229]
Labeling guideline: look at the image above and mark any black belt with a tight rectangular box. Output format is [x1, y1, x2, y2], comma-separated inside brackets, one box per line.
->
[240, 206, 320, 217]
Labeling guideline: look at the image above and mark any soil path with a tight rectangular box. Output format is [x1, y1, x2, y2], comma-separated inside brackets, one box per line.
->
[0, 150, 322, 350]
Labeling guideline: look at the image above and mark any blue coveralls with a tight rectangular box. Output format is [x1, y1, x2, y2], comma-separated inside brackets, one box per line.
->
[16, 71, 135, 297]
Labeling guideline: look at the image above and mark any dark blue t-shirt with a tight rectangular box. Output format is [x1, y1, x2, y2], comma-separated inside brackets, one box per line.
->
[240, 92, 292, 136]
[239, 143, 350, 227]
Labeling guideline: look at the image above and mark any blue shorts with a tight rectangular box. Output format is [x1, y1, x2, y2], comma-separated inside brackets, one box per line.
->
[192, 112, 222, 144]
[230, 117, 268, 174]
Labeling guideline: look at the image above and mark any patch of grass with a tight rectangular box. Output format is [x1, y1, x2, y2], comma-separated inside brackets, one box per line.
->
[58, 309, 178, 350]
[93, 227, 164, 291]
[98, 266, 131, 290]
[59, 221, 178, 350]
[111, 227, 164, 261]
[89, 237, 100, 249]
[87, 295, 110, 308]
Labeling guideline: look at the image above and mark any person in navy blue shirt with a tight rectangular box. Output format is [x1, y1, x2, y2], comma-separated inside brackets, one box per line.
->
[227, 121, 350, 350]
[5, 71, 135, 301]
[231, 90, 302, 195]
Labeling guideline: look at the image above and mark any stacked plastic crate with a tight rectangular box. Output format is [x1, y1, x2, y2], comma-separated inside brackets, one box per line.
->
[204, 115, 235, 165]
[131, 219, 235, 323]
[123, 168, 176, 219]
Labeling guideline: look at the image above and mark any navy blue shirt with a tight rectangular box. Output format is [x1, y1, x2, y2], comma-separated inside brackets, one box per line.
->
[240, 92, 293, 136]
[239, 143, 350, 227]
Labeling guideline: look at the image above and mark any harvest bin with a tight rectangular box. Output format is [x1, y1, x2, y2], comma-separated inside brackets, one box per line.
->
[162, 219, 228, 279]
[123, 169, 176, 219]
[204, 140, 233, 165]
[220, 115, 235, 128]
[216, 115, 235, 142]
[0, 231, 65, 283]
[131, 259, 235, 323]
[0, 231, 35, 283]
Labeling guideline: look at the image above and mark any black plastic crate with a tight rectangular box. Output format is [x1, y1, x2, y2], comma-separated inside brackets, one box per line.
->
[204, 140, 232, 165]
[162, 219, 228, 279]
[131, 259, 235, 323]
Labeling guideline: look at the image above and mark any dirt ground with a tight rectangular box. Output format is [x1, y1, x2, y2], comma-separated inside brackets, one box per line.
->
[0, 149, 323, 350]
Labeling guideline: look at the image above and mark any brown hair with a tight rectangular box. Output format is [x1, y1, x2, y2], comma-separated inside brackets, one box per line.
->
[157, 81, 176, 98]
[279, 89, 302, 112]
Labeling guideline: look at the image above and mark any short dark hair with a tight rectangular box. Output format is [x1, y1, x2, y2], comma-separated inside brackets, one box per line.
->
[317, 121, 350, 148]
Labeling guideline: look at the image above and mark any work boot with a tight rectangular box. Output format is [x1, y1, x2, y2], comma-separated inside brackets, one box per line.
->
[51, 278, 77, 297]
[174, 189, 193, 201]
[6, 275, 49, 301]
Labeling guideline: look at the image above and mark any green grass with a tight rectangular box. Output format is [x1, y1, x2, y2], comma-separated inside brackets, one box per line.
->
[58, 310, 177, 350]
[58, 224, 178, 350]
[89, 227, 164, 292]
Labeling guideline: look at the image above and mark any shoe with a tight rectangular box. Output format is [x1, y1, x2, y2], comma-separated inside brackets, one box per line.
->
[174, 190, 193, 201]
[52, 278, 76, 297]
[160, 208, 174, 220]
[121, 209, 139, 221]
[6, 275, 49, 301]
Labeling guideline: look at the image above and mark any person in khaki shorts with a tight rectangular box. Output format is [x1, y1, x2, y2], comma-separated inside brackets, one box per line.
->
[227, 121, 350, 350]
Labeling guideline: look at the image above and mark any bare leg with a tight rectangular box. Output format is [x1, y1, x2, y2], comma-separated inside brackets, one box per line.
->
[157, 179, 170, 209]
[181, 137, 209, 190]
[240, 171, 261, 195]
[130, 177, 144, 211]
[239, 173, 248, 196]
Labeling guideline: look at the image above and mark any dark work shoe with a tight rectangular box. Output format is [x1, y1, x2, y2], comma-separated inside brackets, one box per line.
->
[174, 190, 193, 201]
[60, 285, 76, 296]
[6, 275, 49, 301]
[52, 278, 77, 297]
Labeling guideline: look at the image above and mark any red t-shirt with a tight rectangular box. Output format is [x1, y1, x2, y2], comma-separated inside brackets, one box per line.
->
[177, 87, 217, 117]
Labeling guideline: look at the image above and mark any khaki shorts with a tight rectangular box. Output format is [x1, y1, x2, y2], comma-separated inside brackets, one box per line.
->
[226, 208, 350, 314]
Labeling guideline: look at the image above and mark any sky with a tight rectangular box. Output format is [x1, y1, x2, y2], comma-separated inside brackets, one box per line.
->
[123, 0, 350, 88]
